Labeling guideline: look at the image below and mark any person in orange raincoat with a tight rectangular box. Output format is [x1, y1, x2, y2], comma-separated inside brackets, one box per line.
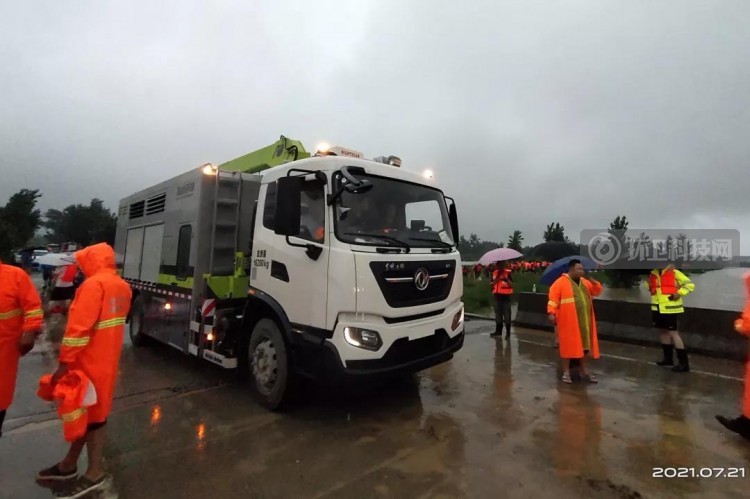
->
[716, 272, 750, 440]
[547, 259, 603, 384]
[0, 259, 43, 437]
[37, 243, 131, 496]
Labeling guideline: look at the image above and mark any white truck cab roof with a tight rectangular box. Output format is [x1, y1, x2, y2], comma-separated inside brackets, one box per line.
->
[257, 156, 440, 191]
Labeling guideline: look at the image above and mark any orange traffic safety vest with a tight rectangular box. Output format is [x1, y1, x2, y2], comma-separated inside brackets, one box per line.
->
[493, 269, 513, 295]
[648, 268, 678, 295]
[37, 370, 97, 442]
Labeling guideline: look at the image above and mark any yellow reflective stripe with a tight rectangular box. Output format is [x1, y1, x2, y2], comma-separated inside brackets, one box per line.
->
[0, 309, 22, 320]
[547, 301, 558, 308]
[560, 298, 576, 305]
[24, 309, 43, 318]
[62, 337, 90, 347]
[95, 317, 127, 330]
[61, 407, 86, 423]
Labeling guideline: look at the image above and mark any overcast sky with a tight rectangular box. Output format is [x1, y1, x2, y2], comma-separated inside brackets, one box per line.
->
[2, 0, 749, 252]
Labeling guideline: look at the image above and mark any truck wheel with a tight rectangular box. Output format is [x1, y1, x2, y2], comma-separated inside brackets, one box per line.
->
[248, 318, 294, 410]
[129, 296, 148, 347]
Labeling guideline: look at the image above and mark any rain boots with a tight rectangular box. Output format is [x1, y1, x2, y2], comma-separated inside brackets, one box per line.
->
[505, 323, 511, 340]
[672, 349, 690, 373]
[490, 324, 502, 337]
[715, 415, 750, 441]
[656, 344, 675, 366]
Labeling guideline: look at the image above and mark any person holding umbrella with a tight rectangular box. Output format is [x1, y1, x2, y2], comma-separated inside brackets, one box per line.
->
[490, 261, 514, 338]
[477, 248, 522, 339]
[547, 259, 603, 384]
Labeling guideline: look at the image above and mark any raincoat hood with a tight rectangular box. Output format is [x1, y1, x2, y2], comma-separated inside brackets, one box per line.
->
[75, 243, 115, 278]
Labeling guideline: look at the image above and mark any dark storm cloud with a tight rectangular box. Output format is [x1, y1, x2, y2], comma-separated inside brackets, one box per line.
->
[2, 0, 748, 250]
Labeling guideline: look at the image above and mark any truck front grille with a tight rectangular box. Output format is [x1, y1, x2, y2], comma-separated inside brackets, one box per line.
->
[370, 260, 455, 309]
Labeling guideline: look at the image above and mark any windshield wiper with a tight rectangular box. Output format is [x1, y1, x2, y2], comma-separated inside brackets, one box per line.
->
[344, 232, 411, 252]
[408, 236, 454, 249]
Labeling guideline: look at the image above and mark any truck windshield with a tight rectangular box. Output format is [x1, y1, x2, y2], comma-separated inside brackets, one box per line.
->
[334, 173, 455, 248]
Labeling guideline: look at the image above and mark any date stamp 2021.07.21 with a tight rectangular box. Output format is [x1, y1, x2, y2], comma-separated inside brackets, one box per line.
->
[653, 468, 746, 479]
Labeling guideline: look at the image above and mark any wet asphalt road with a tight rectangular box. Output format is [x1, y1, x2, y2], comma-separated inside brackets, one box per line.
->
[1, 319, 749, 499]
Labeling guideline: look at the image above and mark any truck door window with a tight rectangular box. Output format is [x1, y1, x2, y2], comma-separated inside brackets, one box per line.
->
[176, 224, 192, 280]
[299, 180, 325, 243]
[262, 183, 277, 230]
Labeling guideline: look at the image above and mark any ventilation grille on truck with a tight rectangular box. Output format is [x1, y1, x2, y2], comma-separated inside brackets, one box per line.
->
[146, 193, 166, 215]
[129, 200, 145, 219]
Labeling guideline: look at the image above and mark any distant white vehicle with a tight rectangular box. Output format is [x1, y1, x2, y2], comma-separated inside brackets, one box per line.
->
[31, 249, 49, 271]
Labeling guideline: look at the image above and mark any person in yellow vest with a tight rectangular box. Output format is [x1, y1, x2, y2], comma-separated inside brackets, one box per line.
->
[647, 264, 695, 372]
[490, 262, 513, 338]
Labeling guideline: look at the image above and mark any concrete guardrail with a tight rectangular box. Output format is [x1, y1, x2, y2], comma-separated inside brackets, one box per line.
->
[513, 292, 746, 361]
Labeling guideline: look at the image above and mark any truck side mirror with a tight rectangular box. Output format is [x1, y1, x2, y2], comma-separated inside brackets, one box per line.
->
[448, 202, 459, 242]
[274, 177, 301, 236]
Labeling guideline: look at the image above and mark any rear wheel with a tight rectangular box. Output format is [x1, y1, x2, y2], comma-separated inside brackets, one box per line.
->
[248, 318, 294, 410]
[129, 296, 148, 347]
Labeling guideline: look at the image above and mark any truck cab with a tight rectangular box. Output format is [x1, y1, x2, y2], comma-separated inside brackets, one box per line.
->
[243, 153, 464, 408]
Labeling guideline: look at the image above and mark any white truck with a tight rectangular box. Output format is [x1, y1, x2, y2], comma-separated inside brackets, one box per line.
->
[115, 136, 464, 409]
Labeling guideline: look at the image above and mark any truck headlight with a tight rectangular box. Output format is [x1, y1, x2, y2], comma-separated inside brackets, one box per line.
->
[343, 327, 382, 351]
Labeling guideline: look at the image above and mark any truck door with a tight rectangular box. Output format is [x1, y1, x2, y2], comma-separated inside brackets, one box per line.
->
[255, 177, 329, 331]
[123, 227, 145, 279]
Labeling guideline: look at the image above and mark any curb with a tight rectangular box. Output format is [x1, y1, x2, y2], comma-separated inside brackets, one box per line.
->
[466, 313, 493, 321]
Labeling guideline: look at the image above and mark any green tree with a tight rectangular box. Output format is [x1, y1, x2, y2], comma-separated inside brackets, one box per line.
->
[507, 230, 524, 251]
[543, 222, 567, 242]
[604, 214, 641, 288]
[458, 233, 503, 261]
[45, 198, 117, 247]
[0, 189, 42, 262]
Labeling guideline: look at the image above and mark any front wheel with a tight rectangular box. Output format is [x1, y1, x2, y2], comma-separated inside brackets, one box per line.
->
[248, 318, 295, 411]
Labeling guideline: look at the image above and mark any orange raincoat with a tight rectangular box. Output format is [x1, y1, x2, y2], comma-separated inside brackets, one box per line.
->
[59, 243, 131, 423]
[547, 274, 603, 359]
[735, 273, 750, 418]
[38, 370, 96, 442]
[0, 263, 43, 410]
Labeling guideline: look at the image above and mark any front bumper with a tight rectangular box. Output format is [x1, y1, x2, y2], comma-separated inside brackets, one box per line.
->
[288, 302, 465, 382]
[322, 327, 464, 379]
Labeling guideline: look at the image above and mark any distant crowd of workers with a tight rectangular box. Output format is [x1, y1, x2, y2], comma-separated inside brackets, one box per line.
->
[462, 260, 551, 279]
[481, 257, 750, 441]
[1, 243, 131, 498]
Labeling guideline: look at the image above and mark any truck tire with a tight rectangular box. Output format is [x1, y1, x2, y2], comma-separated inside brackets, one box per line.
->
[248, 318, 294, 410]
[129, 296, 148, 347]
